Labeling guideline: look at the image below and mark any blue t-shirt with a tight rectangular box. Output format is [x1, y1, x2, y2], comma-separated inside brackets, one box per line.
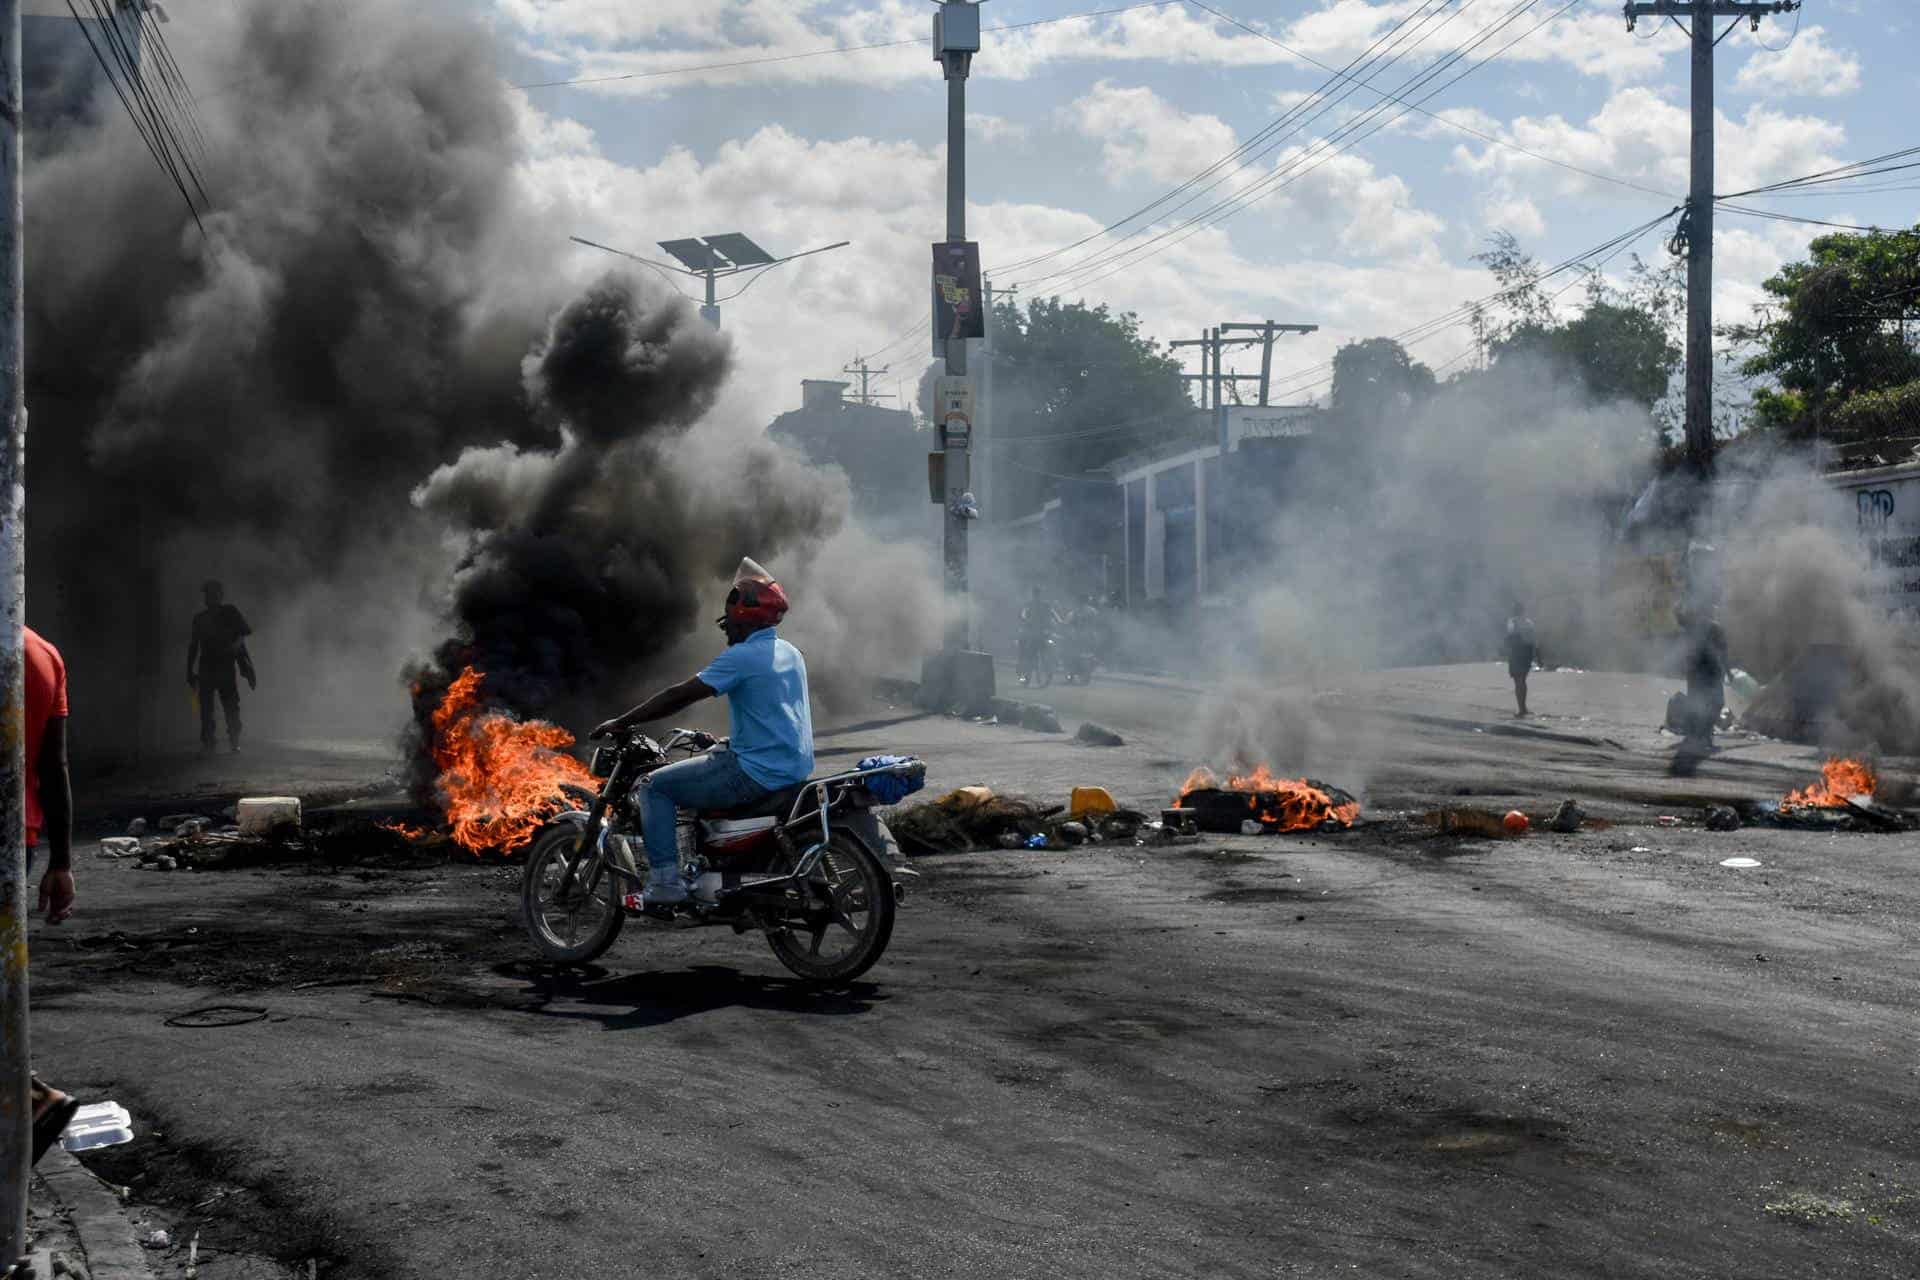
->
[697, 628, 815, 790]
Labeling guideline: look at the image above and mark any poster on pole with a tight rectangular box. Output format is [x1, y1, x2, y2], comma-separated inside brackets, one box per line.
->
[935, 376, 973, 449]
[931, 241, 985, 352]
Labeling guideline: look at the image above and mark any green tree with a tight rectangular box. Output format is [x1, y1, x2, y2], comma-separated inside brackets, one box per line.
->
[1328, 337, 1436, 432]
[1726, 224, 1920, 441]
[921, 296, 1194, 516]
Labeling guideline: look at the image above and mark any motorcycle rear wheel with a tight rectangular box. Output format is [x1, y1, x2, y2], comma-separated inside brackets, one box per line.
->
[521, 820, 628, 964]
[764, 831, 896, 985]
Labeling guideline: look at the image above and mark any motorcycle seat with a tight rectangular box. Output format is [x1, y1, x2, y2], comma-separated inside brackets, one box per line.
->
[702, 782, 815, 822]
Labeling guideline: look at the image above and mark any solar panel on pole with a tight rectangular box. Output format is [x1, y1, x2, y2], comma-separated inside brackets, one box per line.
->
[704, 232, 775, 267]
[657, 238, 724, 272]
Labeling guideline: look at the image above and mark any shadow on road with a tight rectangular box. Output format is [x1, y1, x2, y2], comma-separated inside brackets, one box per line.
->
[494, 960, 888, 1029]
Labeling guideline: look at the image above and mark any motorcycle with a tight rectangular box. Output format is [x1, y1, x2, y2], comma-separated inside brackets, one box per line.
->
[1019, 633, 1057, 688]
[1063, 645, 1096, 686]
[519, 727, 924, 984]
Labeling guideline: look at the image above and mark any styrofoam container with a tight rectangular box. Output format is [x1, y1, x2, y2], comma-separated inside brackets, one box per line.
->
[60, 1101, 134, 1152]
[236, 796, 301, 836]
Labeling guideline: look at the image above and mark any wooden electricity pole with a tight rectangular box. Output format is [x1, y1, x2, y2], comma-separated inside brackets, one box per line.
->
[1624, 1, 1801, 478]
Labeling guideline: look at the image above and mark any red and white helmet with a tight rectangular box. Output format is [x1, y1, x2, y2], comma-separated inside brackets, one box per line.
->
[722, 557, 789, 631]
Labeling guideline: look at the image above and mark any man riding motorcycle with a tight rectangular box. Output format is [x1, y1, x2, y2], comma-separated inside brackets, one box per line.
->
[592, 558, 814, 917]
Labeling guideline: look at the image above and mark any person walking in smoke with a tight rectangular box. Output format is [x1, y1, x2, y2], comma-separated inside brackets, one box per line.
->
[1677, 604, 1729, 751]
[187, 580, 256, 754]
[1504, 601, 1537, 718]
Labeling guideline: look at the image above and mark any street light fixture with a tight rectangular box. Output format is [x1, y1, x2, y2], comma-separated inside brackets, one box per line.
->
[569, 232, 850, 328]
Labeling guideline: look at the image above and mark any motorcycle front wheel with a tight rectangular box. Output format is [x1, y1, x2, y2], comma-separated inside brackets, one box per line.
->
[764, 831, 896, 985]
[521, 820, 628, 964]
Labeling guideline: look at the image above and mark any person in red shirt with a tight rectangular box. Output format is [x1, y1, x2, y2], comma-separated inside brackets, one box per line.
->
[24, 627, 77, 1162]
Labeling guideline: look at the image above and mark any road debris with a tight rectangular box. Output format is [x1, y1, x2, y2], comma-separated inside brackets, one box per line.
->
[1720, 857, 1761, 869]
[1069, 786, 1117, 819]
[1176, 767, 1359, 833]
[1503, 810, 1530, 835]
[1705, 805, 1742, 832]
[893, 789, 1137, 853]
[1550, 799, 1584, 833]
[237, 796, 303, 836]
[1073, 722, 1124, 747]
[99, 837, 141, 858]
[125, 817, 148, 836]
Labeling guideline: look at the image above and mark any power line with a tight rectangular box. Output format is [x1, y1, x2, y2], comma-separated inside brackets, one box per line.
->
[514, 0, 1187, 91]
[65, 0, 207, 235]
[1029, 0, 1584, 296]
[992, 0, 1463, 277]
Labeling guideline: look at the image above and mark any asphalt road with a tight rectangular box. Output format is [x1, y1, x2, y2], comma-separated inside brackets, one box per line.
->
[31, 664, 1920, 1278]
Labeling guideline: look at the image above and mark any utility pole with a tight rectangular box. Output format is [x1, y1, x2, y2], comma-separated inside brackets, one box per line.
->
[934, 0, 979, 654]
[1175, 323, 1316, 450]
[1218, 321, 1319, 407]
[1624, 1, 1800, 479]
[0, 0, 26, 1265]
[841, 354, 892, 406]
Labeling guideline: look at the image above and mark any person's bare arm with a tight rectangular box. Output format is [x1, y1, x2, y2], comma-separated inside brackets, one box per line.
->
[36, 717, 73, 924]
[593, 676, 716, 737]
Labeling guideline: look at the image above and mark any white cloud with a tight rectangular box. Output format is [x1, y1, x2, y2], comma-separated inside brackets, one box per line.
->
[967, 113, 1028, 145]
[1068, 82, 1237, 186]
[494, 0, 1679, 97]
[1733, 25, 1862, 99]
[1450, 87, 1848, 202]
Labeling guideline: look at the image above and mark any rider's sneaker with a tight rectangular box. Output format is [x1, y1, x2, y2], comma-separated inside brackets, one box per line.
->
[632, 880, 691, 921]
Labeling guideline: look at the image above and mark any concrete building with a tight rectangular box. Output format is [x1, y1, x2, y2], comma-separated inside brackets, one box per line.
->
[1110, 404, 1319, 608]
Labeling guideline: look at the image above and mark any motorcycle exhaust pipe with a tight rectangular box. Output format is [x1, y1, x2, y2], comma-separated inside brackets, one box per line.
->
[891, 880, 907, 905]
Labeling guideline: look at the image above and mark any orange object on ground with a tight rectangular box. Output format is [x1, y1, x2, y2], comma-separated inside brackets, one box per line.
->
[1069, 786, 1117, 818]
[1503, 809, 1530, 835]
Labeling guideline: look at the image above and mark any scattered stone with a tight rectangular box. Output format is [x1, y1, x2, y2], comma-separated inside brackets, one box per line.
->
[98, 837, 141, 858]
[236, 796, 301, 837]
[1057, 821, 1088, 846]
[1073, 722, 1124, 747]
[157, 814, 199, 833]
[1549, 799, 1584, 833]
[177, 817, 212, 838]
[996, 832, 1024, 849]
[1020, 704, 1063, 734]
[1705, 805, 1742, 832]
[153, 855, 178, 872]
[1240, 820, 1264, 836]
[142, 1229, 170, 1249]
[125, 817, 148, 837]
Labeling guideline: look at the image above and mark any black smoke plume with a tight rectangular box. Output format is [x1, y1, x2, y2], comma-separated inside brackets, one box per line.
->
[22, 1, 919, 769]
[406, 273, 845, 773]
[26, 1, 564, 757]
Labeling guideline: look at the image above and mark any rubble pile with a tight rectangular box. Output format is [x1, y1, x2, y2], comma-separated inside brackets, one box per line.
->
[890, 788, 1146, 854]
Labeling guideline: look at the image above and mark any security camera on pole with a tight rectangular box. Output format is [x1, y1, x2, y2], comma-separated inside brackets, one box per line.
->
[923, 0, 994, 712]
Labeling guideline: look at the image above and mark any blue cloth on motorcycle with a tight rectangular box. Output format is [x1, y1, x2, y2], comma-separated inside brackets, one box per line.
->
[856, 755, 925, 805]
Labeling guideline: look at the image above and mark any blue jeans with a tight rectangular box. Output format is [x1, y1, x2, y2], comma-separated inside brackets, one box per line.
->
[637, 749, 769, 886]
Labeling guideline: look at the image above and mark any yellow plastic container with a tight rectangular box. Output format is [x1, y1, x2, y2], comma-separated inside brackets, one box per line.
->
[1069, 786, 1117, 819]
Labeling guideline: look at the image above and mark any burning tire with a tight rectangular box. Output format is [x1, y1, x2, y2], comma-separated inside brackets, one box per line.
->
[521, 817, 629, 964]
[763, 832, 896, 985]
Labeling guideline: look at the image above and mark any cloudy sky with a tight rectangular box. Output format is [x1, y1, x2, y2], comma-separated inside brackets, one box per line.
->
[392, 3, 1918, 426]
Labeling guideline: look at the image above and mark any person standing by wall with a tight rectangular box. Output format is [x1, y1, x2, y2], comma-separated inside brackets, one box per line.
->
[25, 626, 79, 1162]
[186, 581, 255, 754]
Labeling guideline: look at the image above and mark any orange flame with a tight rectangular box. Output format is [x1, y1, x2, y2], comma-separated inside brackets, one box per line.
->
[1177, 765, 1360, 832]
[1780, 757, 1876, 811]
[413, 667, 595, 855]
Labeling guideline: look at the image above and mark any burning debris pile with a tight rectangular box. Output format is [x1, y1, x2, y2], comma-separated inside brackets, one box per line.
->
[1781, 757, 1877, 813]
[401, 667, 594, 854]
[1175, 767, 1360, 834]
